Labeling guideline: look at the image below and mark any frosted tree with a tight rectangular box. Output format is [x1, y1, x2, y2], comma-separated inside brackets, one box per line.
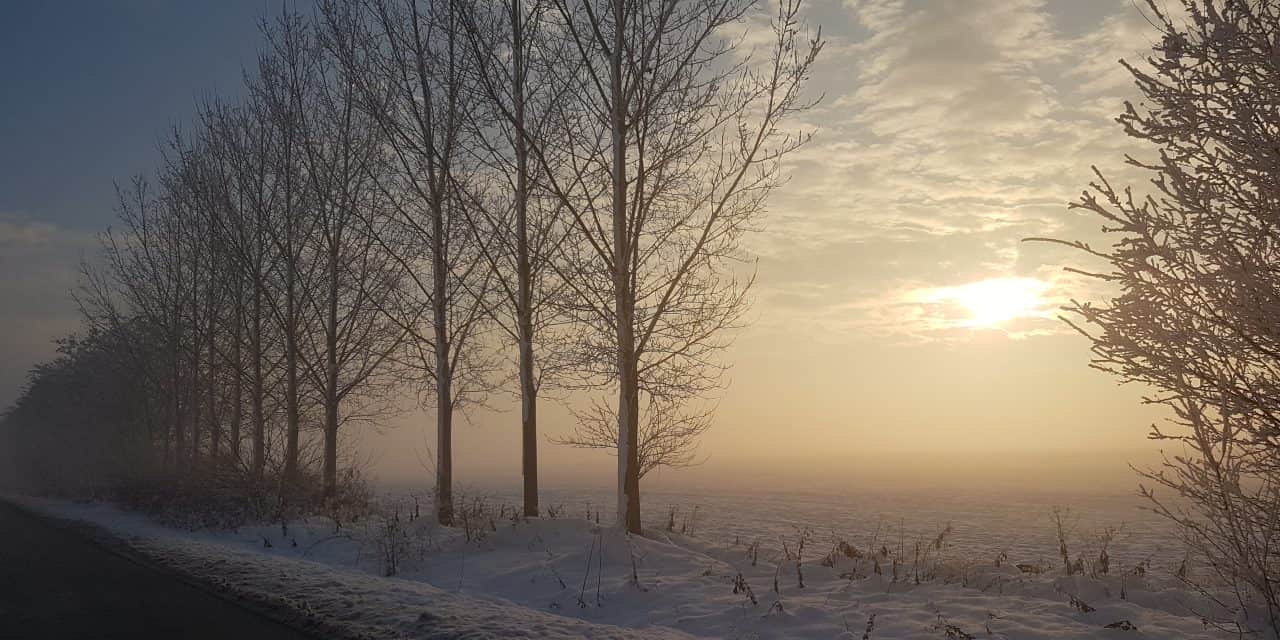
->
[1039, 0, 1280, 631]
[542, 0, 822, 533]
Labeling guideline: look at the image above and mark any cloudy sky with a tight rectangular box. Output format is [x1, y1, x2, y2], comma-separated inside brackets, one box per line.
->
[0, 0, 1174, 492]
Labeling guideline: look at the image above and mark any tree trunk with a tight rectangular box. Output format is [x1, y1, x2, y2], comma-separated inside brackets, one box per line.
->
[512, 2, 538, 519]
[609, 1, 642, 534]
[230, 286, 243, 466]
[436, 373, 453, 526]
[519, 337, 538, 518]
[282, 140, 301, 486]
[190, 312, 203, 468]
[619, 359, 640, 532]
[433, 193, 454, 526]
[206, 309, 221, 465]
[164, 362, 175, 472]
[171, 339, 185, 469]
[283, 272, 300, 485]
[322, 243, 341, 500]
[161, 402, 171, 473]
[322, 398, 338, 498]
[251, 274, 266, 478]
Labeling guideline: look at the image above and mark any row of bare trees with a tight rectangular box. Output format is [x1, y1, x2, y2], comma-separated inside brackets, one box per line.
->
[4, 0, 821, 534]
[80, 10, 406, 505]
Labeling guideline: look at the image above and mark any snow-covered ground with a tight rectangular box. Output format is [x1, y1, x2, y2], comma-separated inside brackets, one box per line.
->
[447, 486, 1183, 576]
[14, 486, 1237, 639]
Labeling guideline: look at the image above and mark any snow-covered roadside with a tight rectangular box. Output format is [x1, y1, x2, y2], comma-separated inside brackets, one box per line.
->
[11, 497, 691, 640]
[14, 496, 1230, 639]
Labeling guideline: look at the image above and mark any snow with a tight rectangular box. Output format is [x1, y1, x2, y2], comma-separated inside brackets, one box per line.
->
[15, 490, 1236, 639]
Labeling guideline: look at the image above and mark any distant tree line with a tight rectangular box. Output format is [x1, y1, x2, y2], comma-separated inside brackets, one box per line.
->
[1, 0, 821, 534]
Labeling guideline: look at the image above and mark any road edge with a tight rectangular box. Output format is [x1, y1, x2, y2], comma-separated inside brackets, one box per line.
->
[0, 497, 373, 640]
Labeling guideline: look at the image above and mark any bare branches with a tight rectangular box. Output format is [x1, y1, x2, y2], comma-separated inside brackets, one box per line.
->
[1043, 1, 1280, 631]
[545, 0, 822, 531]
[555, 392, 712, 478]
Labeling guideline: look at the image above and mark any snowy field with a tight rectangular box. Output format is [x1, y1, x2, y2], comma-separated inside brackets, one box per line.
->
[443, 486, 1183, 577]
[16, 486, 1236, 639]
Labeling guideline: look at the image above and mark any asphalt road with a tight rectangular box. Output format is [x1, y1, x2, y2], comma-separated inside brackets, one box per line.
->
[0, 501, 315, 640]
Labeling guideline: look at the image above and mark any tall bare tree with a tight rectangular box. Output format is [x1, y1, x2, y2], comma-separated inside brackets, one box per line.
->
[94, 178, 190, 470]
[166, 128, 238, 468]
[322, 0, 498, 525]
[201, 99, 281, 477]
[541, 0, 821, 532]
[457, 0, 579, 518]
[283, 14, 407, 500]
[255, 10, 320, 487]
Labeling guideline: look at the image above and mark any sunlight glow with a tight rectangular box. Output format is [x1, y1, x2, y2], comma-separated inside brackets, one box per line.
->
[928, 277, 1049, 328]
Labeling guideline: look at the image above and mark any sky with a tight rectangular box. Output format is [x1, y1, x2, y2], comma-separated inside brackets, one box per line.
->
[0, 0, 1176, 494]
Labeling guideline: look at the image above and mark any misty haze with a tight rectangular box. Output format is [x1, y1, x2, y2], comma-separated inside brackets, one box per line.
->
[2, 1, 1278, 638]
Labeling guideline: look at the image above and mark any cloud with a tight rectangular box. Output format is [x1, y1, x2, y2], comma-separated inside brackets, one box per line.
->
[0, 215, 61, 248]
[747, 0, 1161, 343]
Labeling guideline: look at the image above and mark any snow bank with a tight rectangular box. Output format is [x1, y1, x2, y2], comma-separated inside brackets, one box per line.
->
[14, 498, 690, 639]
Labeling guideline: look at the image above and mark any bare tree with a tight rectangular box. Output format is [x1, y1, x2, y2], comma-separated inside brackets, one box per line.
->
[540, 0, 822, 532]
[93, 178, 190, 470]
[457, 0, 580, 518]
[322, 0, 498, 525]
[255, 10, 321, 488]
[94, 133, 234, 476]
[282, 13, 407, 500]
[1036, 0, 1280, 631]
[201, 99, 281, 478]
[165, 127, 239, 469]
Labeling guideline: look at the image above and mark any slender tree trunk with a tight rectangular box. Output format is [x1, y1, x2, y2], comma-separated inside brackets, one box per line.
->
[283, 269, 300, 485]
[619, 358, 640, 532]
[190, 367, 201, 465]
[190, 307, 203, 468]
[172, 331, 186, 469]
[206, 308, 221, 465]
[282, 135, 301, 487]
[322, 242, 341, 499]
[161, 404, 171, 473]
[164, 361, 176, 472]
[609, 1, 641, 534]
[170, 236, 187, 471]
[322, 391, 338, 499]
[512, 3, 538, 519]
[433, 191, 454, 526]
[230, 287, 243, 465]
[518, 327, 538, 517]
[436, 370, 453, 526]
[251, 274, 266, 478]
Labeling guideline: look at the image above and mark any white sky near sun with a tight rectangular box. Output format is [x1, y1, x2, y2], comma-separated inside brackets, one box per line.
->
[2, 0, 1178, 492]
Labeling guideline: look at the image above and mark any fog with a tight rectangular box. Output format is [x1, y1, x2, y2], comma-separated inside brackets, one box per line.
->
[358, 329, 1167, 495]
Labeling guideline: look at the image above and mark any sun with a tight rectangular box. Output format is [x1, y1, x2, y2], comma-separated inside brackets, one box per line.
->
[929, 277, 1048, 328]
